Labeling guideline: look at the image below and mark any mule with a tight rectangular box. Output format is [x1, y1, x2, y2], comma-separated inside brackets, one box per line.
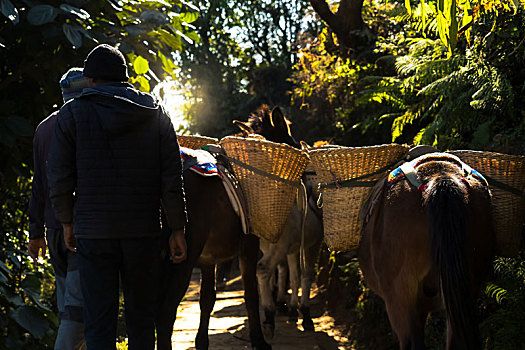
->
[358, 154, 495, 349]
[234, 105, 324, 336]
[155, 105, 300, 350]
[156, 170, 268, 350]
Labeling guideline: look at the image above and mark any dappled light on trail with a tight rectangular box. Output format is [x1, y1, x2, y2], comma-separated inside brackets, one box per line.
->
[169, 269, 350, 349]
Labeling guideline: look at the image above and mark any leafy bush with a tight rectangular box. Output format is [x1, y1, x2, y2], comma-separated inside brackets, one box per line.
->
[480, 253, 525, 349]
[1, 176, 57, 349]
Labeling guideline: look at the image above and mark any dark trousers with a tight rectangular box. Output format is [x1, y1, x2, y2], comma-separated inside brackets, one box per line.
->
[77, 237, 161, 350]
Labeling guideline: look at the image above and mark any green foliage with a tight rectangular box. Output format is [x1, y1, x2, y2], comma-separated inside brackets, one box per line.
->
[358, 7, 524, 151]
[480, 254, 525, 349]
[0, 0, 199, 186]
[1, 176, 57, 349]
[174, 0, 319, 138]
[407, 0, 518, 56]
[305, 1, 525, 348]
[290, 5, 402, 146]
[0, 0, 199, 346]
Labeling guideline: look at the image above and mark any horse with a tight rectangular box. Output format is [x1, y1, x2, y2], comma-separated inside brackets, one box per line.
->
[234, 105, 324, 336]
[358, 153, 496, 349]
[155, 105, 299, 350]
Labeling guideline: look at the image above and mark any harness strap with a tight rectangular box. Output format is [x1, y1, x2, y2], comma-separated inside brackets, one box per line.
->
[214, 153, 302, 188]
[399, 162, 423, 188]
[318, 158, 400, 190]
[485, 175, 525, 199]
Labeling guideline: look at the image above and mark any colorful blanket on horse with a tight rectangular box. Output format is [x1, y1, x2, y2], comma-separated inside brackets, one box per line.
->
[180, 147, 219, 176]
[386, 152, 487, 190]
[180, 146, 250, 235]
[360, 149, 487, 225]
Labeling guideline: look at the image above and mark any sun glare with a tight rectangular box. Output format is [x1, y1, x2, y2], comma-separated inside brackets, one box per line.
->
[154, 80, 189, 132]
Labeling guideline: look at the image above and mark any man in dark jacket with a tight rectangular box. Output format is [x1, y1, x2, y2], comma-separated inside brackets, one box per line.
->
[29, 68, 87, 350]
[47, 44, 187, 350]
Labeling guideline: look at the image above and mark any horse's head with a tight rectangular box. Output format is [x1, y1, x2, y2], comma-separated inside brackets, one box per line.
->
[233, 104, 300, 148]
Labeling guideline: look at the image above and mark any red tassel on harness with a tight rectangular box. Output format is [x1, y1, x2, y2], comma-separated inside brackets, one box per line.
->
[461, 177, 470, 188]
[418, 183, 428, 193]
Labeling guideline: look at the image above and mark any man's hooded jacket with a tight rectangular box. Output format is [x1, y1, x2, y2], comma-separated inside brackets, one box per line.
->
[47, 82, 186, 239]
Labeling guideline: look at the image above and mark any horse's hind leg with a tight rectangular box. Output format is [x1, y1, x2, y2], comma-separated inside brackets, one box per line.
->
[286, 252, 300, 320]
[276, 262, 289, 315]
[156, 249, 196, 350]
[385, 295, 426, 350]
[299, 240, 321, 331]
[257, 240, 288, 337]
[241, 234, 272, 350]
[195, 264, 216, 350]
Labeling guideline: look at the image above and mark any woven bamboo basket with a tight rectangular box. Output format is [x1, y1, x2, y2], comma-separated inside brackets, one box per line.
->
[220, 136, 310, 243]
[449, 150, 525, 257]
[177, 134, 219, 149]
[302, 145, 343, 200]
[308, 144, 410, 251]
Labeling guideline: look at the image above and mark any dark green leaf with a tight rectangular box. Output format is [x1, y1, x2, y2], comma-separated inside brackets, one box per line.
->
[140, 9, 168, 25]
[63, 23, 83, 48]
[10, 306, 50, 339]
[0, 271, 7, 283]
[27, 5, 58, 25]
[22, 273, 52, 311]
[59, 4, 90, 20]
[5, 116, 33, 137]
[8, 251, 20, 269]
[0, 124, 15, 146]
[0, 260, 12, 275]
[0, 286, 26, 307]
[21, 273, 41, 300]
[125, 24, 149, 36]
[0, 0, 18, 24]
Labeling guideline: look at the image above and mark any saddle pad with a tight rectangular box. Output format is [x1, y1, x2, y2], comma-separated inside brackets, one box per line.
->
[181, 145, 250, 235]
[180, 147, 219, 176]
[387, 152, 487, 187]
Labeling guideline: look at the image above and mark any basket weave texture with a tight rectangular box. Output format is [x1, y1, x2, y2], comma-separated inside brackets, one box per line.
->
[177, 134, 218, 149]
[220, 136, 309, 243]
[308, 144, 410, 251]
[449, 150, 525, 257]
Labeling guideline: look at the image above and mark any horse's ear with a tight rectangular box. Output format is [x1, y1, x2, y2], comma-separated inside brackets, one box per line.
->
[233, 120, 253, 136]
[270, 106, 287, 129]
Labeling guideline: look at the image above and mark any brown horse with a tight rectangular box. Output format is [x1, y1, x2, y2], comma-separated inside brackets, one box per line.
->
[358, 155, 495, 349]
[155, 105, 298, 350]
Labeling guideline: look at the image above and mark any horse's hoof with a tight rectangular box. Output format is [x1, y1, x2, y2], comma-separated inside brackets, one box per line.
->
[216, 278, 226, 291]
[302, 318, 315, 331]
[253, 341, 272, 350]
[195, 332, 209, 350]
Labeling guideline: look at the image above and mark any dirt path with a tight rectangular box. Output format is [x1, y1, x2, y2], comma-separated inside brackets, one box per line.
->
[169, 269, 351, 349]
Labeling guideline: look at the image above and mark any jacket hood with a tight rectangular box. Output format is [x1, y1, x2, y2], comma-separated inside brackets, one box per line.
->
[78, 82, 160, 137]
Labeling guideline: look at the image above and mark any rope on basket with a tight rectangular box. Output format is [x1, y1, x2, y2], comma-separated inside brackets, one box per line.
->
[484, 175, 525, 199]
[210, 151, 302, 188]
[318, 158, 400, 190]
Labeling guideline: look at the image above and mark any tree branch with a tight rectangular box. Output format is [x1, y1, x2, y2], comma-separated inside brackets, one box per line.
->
[309, 0, 343, 33]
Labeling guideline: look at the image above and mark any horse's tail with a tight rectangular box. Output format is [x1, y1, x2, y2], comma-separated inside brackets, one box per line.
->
[424, 175, 481, 349]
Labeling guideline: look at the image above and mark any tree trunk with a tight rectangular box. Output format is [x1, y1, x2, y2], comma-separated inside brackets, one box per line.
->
[309, 0, 370, 49]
